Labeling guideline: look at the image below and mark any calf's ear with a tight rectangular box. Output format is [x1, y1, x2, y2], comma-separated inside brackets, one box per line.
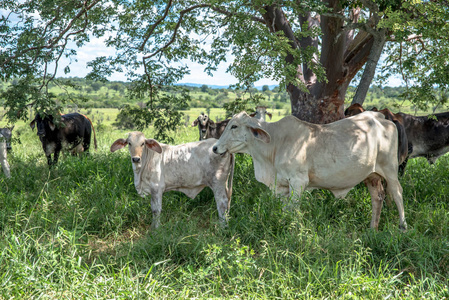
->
[145, 139, 162, 154]
[267, 112, 272, 120]
[49, 121, 56, 131]
[250, 126, 271, 143]
[192, 119, 199, 126]
[30, 120, 36, 130]
[110, 138, 128, 152]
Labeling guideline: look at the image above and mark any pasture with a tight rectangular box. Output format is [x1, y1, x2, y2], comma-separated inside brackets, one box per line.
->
[0, 111, 448, 298]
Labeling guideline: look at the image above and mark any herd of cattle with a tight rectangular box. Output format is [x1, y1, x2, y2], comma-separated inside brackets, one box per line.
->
[1, 104, 449, 230]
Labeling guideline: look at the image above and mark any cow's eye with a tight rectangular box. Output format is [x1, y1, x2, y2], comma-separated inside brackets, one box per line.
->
[231, 125, 238, 129]
[129, 143, 132, 146]
[141, 143, 144, 147]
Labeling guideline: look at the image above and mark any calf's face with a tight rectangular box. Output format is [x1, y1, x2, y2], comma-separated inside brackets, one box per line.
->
[213, 112, 270, 155]
[110, 132, 162, 167]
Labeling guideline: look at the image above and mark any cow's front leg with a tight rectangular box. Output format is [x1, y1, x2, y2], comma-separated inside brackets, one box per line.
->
[283, 177, 307, 209]
[53, 148, 61, 165]
[150, 191, 163, 229]
[0, 145, 10, 178]
[212, 186, 229, 227]
[46, 155, 53, 166]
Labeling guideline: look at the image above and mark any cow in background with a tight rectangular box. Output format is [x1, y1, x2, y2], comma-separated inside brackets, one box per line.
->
[345, 104, 409, 175]
[0, 126, 14, 152]
[345, 104, 449, 172]
[250, 106, 272, 121]
[0, 129, 11, 178]
[395, 111, 449, 165]
[111, 132, 235, 229]
[192, 112, 230, 140]
[30, 112, 97, 166]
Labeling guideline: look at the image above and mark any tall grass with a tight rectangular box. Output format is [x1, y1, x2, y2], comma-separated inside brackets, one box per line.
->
[0, 123, 448, 299]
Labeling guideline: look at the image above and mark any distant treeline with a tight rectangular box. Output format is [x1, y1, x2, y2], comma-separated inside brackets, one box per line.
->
[0, 77, 408, 110]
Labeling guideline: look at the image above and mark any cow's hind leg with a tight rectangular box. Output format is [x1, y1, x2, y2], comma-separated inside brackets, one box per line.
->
[364, 174, 385, 230]
[384, 175, 407, 231]
[212, 185, 230, 227]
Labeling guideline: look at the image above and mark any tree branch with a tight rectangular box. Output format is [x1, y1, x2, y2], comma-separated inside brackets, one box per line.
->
[1, 0, 101, 70]
[142, 4, 210, 61]
[139, 0, 173, 51]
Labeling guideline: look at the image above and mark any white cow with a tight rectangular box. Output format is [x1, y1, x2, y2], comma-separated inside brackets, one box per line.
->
[213, 111, 407, 231]
[111, 132, 234, 229]
[0, 134, 10, 178]
[250, 106, 272, 121]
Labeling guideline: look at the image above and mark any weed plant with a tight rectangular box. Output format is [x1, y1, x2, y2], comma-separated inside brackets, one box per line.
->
[0, 123, 448, 298]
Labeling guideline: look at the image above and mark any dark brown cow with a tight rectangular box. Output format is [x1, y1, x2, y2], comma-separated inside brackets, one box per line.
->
[345, 104, 409, 175]
[30, 113, 97, 166]
[192, 113, 230, 141]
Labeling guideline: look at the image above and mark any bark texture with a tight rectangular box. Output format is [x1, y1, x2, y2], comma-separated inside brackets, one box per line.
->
[262, 1, 379, 124]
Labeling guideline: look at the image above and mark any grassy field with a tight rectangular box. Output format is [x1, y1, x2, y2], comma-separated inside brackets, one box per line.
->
[0, 110, 449, 298]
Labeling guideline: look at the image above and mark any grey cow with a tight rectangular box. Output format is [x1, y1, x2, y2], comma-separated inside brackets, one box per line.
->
[0, 126, 13, 178]
[111, 132, 235, 229]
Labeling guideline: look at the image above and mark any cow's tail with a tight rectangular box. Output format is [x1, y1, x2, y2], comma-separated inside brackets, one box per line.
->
[226, 153, 235, 206]
[82, 114, 98, 150]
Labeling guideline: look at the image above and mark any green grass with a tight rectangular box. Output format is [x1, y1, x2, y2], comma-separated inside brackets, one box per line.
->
[0, 122, 449, 299]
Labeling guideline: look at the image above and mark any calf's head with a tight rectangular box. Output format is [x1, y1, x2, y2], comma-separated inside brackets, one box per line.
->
[192, 113, 215, 140]
[212, 112, 270, 155]
[110, 131, 162, 166]
[0, 126, 14, 151]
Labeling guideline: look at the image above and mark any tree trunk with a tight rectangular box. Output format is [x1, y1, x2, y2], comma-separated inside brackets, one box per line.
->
[352, 30, 387, 105]
[262, 2, 376, 124]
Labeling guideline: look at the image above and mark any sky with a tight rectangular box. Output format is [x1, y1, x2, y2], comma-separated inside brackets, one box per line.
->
[57, 36, 404, 88]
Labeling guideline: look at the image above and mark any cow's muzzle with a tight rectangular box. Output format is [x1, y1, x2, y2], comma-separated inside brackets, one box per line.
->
[212, 146, 226, 156]
[132, 157, 141, 163]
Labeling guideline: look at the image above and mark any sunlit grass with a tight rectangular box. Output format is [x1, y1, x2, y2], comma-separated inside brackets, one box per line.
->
[0, 121, 448, 298]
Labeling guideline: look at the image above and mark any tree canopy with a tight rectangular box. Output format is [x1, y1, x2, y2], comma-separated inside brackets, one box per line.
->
[1, 0, 448, 125]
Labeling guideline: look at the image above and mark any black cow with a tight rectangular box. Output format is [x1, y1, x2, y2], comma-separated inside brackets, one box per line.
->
[0, 126, 14, 151]
[192, 113, 230, 141]
[30, 113, 97, 166]
[395, 111, 449, 166]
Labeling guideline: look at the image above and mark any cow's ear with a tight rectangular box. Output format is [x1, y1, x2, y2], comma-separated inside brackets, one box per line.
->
[249, 112, 256, 117]
[208, 119, 217, 128]
[145, 139, 162, 154]
[192, 119, 199, 127]
[30, 120, 36, 130]
[110, 139, 128, 152]
[9, 125, 14, 131]
[267, 112, 272, 120]
[250, 126, 271, 143]
[49, 121, 56, 131]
